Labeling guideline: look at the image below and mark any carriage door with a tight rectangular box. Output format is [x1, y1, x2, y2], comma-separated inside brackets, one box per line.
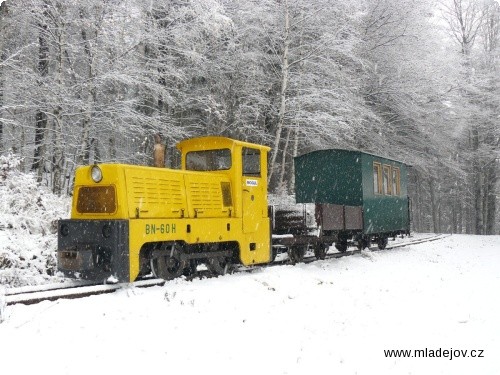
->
[242, 147, 263, 233]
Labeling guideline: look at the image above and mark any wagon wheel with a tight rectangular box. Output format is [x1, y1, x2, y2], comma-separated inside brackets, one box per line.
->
[356, 239, 365, 250]
[288, 246, 305, 264]
[314, 244, 327, 260]
[335, 241, 348, 253]
[150, 244, 186, 280]
[377, 236, 388, 250]
[207, 256, 231, 276]
[357, 238, 370, 250]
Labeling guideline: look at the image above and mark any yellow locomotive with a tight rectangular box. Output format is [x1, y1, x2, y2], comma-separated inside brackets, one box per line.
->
[57, 137, 271, 282]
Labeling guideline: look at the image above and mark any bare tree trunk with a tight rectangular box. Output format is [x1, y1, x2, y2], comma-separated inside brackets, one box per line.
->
[32, 14, 49, 179]
[429, 175, 440, 233]
[470, 126, 483, 234]
[0, 51, 4, 155]
[0, 0, 7, 155]
[413, 172, 421, 232]
[52, 111, 64, 195]
[454, 183, 464, 234]
[485, 164, 497, 234]
[52, 20, 65, 195]
[457, 186, 463, 233]
[77, 8, 97, 165]
[289, 128, 299, 194]
[277, 128, 291, 194]
[109, 137, 116, 160]
[268, 0, 290, 185]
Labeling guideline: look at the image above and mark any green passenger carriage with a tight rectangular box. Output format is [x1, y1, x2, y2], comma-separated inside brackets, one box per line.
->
[294, 149, 410, 251]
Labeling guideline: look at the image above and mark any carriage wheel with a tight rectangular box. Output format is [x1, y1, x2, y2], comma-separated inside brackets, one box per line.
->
[357, 238, 370, 250]
[314, 244, 327, 260]
[335, 241, 348, 253]
[377, 236, 388, 250]
[288, 246, 305, 264]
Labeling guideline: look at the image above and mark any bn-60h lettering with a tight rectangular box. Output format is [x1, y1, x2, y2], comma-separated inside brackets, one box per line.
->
[145, 224, 176, 235]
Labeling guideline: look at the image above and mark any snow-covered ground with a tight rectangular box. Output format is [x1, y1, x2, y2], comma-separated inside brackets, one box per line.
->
[1, 234, 499, 375]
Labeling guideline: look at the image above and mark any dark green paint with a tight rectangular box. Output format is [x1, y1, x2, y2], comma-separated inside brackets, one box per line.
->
[295, 149, 409, 235]
[295, 150, 363, 206]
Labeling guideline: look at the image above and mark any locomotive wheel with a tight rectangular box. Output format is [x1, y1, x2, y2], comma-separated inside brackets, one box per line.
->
[377, 236, 388, 250]
[288, 246, 305, 264]
[207, 256, 230, 276]
[183, 260, 198, 277]
[150, 245, 186, 280]
[314, 244, 327, 260]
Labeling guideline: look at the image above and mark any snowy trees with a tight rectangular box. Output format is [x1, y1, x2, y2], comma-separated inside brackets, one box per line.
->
[355, 0, 499, 234]
[0, 0, 498, 233]
[0, 153, 69, 286]
[0, 3, 4, 155]
[1, 0, 233, 190]
[360, 0, 462, 232]
[436, 0, 500, 234]
[479, 1, 500, 234]
[222, 0, 367, 192]
[0, 0, 10, 156]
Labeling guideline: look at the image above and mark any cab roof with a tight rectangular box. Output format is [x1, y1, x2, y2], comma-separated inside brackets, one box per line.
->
[177, 136, 270, 153]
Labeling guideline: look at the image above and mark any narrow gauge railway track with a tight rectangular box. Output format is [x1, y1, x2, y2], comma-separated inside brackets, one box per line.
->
[4, 234, 448, 306]
[4, 278, 167, 306]
[266, 233, 450, 268]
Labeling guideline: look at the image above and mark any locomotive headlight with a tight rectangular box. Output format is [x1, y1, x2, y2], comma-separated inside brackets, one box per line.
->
[91, 165, 103, 183]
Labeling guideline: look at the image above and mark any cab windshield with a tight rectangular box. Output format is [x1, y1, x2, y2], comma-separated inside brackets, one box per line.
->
[186, 149, 231, 171]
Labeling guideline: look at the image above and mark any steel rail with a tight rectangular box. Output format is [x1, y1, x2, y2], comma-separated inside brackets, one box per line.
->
[3, 234, 449, 306]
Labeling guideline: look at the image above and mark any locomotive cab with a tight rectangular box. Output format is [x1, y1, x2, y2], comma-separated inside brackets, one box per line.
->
[57, 137, 271, 282]
[177, 137, 271, 265]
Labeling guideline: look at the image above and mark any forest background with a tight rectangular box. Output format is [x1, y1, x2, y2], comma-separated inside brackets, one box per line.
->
[0, 0, 498, 235]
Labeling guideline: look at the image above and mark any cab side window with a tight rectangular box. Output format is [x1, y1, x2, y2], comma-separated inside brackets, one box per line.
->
[242, 148, 261, 176]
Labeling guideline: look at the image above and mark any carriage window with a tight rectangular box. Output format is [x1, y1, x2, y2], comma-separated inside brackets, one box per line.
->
[373, 162, 382, 194]
[242, 147, 261, 176]
[383, 165, 392, 195]
[186, 149, 231, 171]
[392, 167, 401, 196]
